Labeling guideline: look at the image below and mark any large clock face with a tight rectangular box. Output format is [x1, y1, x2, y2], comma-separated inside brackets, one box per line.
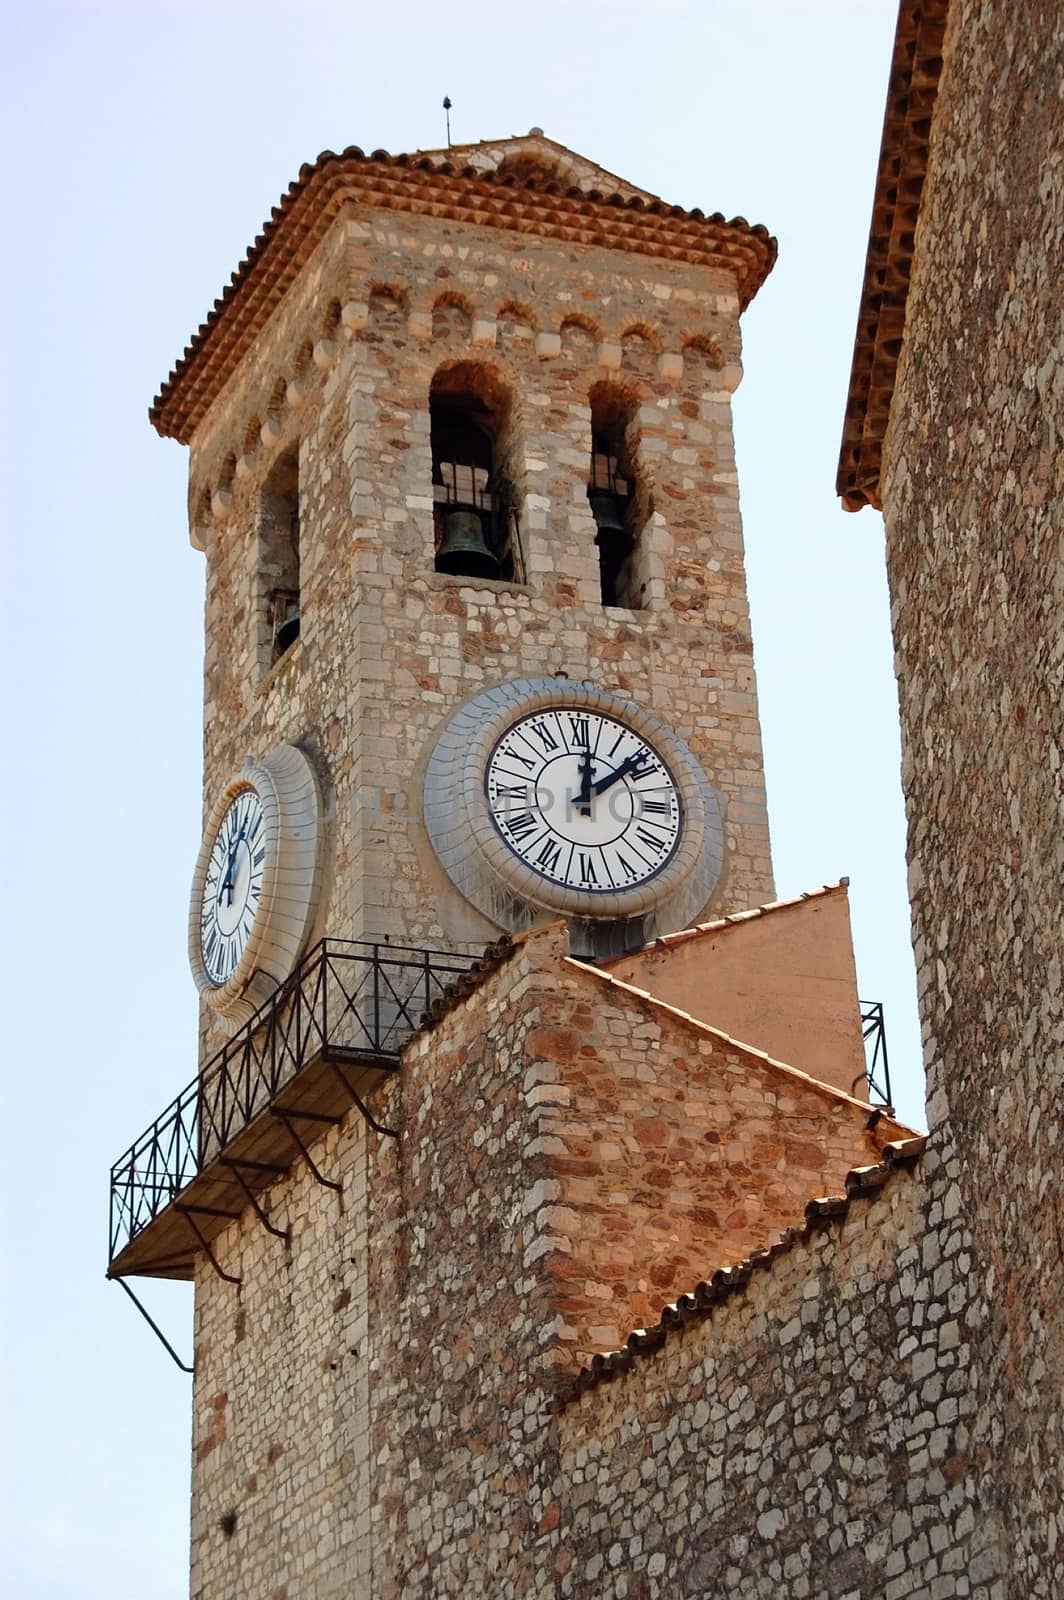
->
[189, 744, 323, 1031]
[485, 707, 682, 893]
[199, 788, 266, 985]
[424, 678, 725, 934]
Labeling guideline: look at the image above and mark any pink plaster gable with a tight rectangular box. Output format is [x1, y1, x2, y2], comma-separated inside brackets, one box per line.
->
[605, 882, 868, 1100]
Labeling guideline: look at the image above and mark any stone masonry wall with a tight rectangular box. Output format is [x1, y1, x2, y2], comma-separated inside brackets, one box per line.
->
[186, 203, 774, 1066]
[552, 1144, 1001, 1600]
[366, 933, 568, 1600]
[187, 926, 995, 1600]
[190, 1114, 372, 1600]
[880, 0, 1064, 1588]
[187, 930, 577, 1600]
[521, 951, 910, 1364]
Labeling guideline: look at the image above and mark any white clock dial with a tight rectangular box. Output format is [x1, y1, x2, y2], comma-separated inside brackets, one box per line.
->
[486, 708, 682, 893]
[424, 678, 724, 937]
[200, 788, 266, 985]
[189, 743, 323, 1031]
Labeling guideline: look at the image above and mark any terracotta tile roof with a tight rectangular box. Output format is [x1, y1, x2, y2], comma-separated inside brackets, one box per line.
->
[548, 1136, 927, 1410]
[836, 0, 950, 511]
[415, 933, 518, 1033]
[150, 139, 777, 444]
[415, 129, 660, 204]
[599, 879, 850, 964]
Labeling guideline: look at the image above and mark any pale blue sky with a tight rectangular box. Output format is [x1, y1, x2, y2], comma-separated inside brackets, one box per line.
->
[2, 2, 911, 1594]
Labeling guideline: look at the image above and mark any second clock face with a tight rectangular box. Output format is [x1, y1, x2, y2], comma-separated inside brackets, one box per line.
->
[485, 707, 682, 893]
[200, 788, 266, 985]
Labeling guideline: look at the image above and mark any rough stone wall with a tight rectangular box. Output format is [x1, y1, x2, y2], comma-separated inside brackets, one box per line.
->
[366, 933, 569, 1599]
[189, 1114, 372, 1600]
[185, 931, 995, 1600]
[186, 203, 774, 1066]
[522, 952, 909, 1362]
[880, 0, 1064, 1587]
[553, 1148, 1002, 1600]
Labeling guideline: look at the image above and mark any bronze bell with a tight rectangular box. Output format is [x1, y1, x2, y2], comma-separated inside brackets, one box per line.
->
[588, 488, 627, 544]
[435, 509, 499, 578]
[274, 606, 301, 654]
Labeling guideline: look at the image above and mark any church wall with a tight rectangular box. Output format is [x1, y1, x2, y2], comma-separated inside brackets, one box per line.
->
[518, 949, 909, 1364]
[553, 1152, 999, 1600]
[366, 931, 571, 1599]
[879, 0, 1063, 1586]
[185, 207, 775, 1064]
[189, 1114, 373, 1600]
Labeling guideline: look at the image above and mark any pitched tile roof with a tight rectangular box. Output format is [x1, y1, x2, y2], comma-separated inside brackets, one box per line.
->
[549, 1136, 927, 1410]
[836, 0, 950, 511]
[150, 136, 777, 444]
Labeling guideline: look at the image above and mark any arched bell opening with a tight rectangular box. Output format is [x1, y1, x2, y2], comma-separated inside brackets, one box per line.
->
[260, 447, 301, 664]
[587, 383, 645, 608]
[430, 363, 522, 583]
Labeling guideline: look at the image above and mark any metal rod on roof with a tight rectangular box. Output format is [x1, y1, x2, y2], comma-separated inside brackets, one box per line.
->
[443, 96, 452, 146]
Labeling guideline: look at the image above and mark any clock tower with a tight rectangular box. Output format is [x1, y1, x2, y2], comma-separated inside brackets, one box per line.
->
[109, 132, 905, 1599]
[152, 129, 776, 1033]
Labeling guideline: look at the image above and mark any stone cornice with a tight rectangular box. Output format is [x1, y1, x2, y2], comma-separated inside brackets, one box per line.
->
[150, 145, 777, 445]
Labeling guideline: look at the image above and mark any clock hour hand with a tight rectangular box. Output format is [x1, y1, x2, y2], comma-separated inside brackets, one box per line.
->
[593, 751, 651, 798]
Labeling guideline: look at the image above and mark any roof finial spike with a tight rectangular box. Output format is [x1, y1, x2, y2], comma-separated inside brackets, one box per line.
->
[443, 96, 452, 148]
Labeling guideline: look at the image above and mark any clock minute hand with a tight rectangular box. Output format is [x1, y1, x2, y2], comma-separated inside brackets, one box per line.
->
[576, 748, 594, 816]
[222, 821, 249, 906]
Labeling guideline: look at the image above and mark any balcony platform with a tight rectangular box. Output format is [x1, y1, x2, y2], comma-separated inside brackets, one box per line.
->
[109, 1048, 394, 1281]
[108, 940, 488, 1283]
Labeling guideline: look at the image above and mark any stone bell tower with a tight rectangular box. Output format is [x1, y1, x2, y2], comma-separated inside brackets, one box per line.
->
[107, 132, 906, 1600]
[151, 129, 777, 996]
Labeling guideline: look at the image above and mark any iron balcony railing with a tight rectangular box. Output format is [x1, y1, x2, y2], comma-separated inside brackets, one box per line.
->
[858, 1000, 892, 1108]
[108, 939, 479, 1266]
[109, 940, 896, 1271]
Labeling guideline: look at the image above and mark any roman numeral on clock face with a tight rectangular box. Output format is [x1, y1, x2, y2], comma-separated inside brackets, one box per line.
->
[504, 812, 539, 842]
[527, 719, 559, 753]
[533, 837, 563, 873]
[636, 827, 667, 853]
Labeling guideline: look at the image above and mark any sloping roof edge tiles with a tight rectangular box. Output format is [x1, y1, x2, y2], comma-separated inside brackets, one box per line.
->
[549, 1136, 927, 1410]
[150, 139, 777, 444]
[562, 953, 915, 1135]
[414, 129, 661, 204]
[599, 879, 850, 965]
[836, 0, 950, 511]
[415, 932, 519, 1032]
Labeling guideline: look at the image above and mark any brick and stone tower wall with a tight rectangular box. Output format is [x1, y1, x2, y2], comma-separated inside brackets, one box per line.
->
[153, 139, 777, 1066]
[877, 2, 1064, 1584]
[152, 138, 801, 1598]
[838, 0, 1063, 1588]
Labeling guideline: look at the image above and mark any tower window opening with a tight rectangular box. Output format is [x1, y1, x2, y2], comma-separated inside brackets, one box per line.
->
[260, 449, 301, 663]
[430, 366, 521, 583]
[588, 424, 636, 607]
